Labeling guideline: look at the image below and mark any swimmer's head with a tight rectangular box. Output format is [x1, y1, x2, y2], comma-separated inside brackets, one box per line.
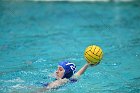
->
[56, 61, 76, 79]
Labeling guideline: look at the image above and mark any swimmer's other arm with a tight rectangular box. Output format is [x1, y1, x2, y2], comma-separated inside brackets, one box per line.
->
[45, 78, 68, 89]
[33, 79, 68, 93]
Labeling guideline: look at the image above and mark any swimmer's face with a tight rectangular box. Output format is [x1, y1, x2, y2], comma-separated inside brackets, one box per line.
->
[55, 66, 65, 79]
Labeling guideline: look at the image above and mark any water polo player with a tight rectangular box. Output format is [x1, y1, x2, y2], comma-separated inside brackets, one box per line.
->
[37, 61, 90, 92]
[34, 45, 103, 92]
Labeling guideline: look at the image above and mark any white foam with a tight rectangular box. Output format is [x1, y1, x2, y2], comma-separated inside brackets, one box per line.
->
[11, 84, 26, 89]
[4, 77, 24, 83]
[49, 71, 57, 78]
[41, 69, 49, 72]
[35, 58, 46, 63]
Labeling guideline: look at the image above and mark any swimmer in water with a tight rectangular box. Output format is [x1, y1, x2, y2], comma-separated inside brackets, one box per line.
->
[36, 61, 96, 93]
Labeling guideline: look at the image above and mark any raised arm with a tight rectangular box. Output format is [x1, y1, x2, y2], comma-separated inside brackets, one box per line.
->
[75, 63, 89, 76]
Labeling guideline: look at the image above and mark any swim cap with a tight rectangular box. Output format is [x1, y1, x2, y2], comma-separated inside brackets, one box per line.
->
[58, 61, 76, 79]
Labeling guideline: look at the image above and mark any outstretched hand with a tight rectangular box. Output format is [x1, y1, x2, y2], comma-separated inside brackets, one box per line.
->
[88, 62, 100, 67]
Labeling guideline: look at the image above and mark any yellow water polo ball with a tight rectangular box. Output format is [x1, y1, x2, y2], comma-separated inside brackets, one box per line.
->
[84, 45, 103, 65]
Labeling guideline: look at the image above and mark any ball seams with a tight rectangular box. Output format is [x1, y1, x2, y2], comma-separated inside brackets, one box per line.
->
[85, 51, 99, 60]
[84, 45, 103, 64]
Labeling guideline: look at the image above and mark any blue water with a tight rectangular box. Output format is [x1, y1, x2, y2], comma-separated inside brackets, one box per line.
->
[0, 1, 140, 93]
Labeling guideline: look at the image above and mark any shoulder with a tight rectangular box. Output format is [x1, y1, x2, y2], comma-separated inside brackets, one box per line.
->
[71, 74, 80, 79]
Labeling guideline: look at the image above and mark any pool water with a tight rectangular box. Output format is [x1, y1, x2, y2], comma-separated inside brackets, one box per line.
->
[0, 1, 140, 93]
